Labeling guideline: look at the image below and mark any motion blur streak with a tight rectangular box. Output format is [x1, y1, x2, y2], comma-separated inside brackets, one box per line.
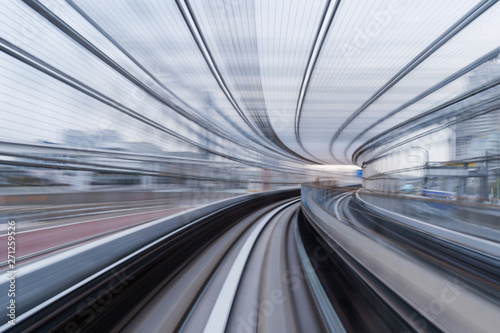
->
[1, 0, 500, 332]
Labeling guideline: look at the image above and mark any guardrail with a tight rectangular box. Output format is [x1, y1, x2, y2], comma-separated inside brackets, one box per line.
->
[0, 188, 299, 328]
[300, 183, 500, 333]
[358, 189, 500, 233]
[300, 183, 360, 212]
[0, 189, 239, 206]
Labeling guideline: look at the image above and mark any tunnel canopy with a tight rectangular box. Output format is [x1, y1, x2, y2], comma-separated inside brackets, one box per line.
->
[1, 0, 500, 168]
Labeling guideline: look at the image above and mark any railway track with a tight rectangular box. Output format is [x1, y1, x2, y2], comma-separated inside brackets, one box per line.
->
[3, 188, 499, 332]
[302, 186, 500, 332]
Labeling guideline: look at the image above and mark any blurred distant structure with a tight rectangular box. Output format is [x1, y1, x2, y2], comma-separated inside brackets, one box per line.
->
[455, 59, 500, 160]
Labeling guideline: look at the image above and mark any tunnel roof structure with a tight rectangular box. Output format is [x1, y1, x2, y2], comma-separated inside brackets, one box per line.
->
[1, 0, 500, 168]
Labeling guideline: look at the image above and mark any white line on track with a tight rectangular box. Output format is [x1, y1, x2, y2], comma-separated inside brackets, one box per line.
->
[333, 192, 352, 221]
[202, 199, 299, 333]
[0, 202, 235, 332]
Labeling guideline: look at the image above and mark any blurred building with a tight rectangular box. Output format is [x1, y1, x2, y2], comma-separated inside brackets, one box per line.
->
[456, 59, 500, 160]
[63, 129, 122, 149]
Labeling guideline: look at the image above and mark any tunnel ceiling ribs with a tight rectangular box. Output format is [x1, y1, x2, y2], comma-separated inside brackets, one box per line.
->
[352, 71, 500, 164]
[176, 0, 320, 164]
[294, 0, 341, 164]
[65, 0, 279, 156]
[328, 0, 497, 163]
[3, 0, 500, 167]
[348, 44, 500, 164]
[22, 0, 313, 167]
[0, 36, 264, 168]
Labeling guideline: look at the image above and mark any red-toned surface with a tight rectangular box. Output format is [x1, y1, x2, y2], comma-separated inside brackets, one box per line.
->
[3, 207, 187, 263]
